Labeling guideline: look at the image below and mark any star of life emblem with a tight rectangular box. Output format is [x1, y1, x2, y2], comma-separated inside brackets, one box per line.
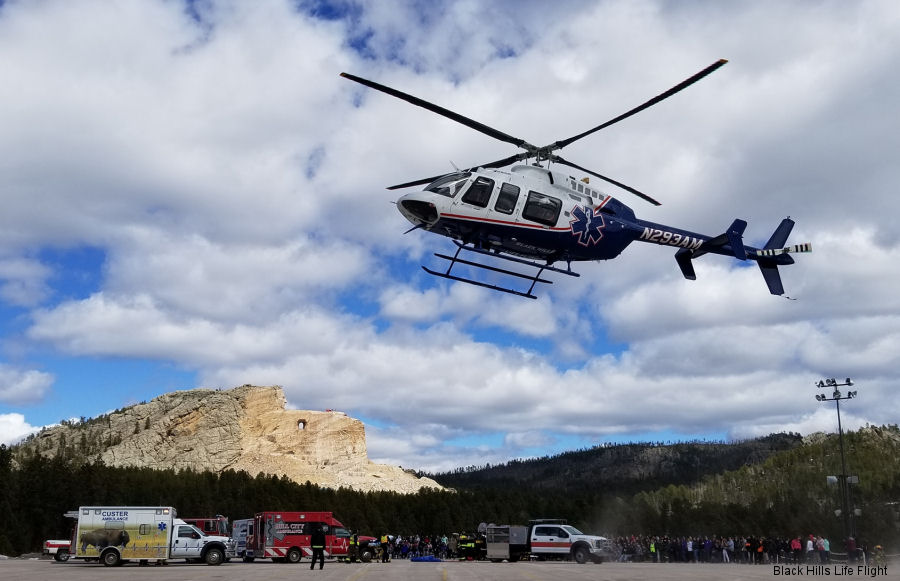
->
[569, 205, 606, 246]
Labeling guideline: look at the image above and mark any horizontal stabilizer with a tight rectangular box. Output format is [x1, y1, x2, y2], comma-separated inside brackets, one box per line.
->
[758, 262, 785, 296]
[695, 218, 747, 259]
[675, 248, 696, 280]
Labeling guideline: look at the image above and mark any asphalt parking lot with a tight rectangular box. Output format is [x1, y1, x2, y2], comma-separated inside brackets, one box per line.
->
[1, 557, 882, 581]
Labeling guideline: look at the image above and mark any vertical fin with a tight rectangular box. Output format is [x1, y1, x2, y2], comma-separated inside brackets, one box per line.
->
[764, 218, 795, 249]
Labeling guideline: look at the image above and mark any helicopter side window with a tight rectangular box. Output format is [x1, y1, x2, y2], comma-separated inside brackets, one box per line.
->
[494, 183, 520, 214]
[461, 176, 495, 208]
[522, 191, 562, 226]
[425, 172, 471, 198]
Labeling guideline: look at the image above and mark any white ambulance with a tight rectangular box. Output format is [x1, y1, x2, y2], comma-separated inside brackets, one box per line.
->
[69, 506, 235, 566]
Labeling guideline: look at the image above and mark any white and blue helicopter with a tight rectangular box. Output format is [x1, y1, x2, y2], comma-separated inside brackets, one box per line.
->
[341, 60, 810, 299]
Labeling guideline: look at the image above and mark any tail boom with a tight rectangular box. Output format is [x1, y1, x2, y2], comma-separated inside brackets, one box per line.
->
[662, 217, 811, 296]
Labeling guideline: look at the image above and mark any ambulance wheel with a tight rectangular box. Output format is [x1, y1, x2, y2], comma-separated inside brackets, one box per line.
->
[54, 550, 70, 562]
[101, 550, 121, 567]
[287, 548, 302, 563]
[360, 550, 373, 563]
[204, 547, 224, 566]
[573, 546, 589, 564]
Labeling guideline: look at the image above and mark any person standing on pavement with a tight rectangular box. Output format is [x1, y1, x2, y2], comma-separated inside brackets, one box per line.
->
[310, 527, 326, 570]
[348, 531, 359, 563]
[381, 534, 391, 562]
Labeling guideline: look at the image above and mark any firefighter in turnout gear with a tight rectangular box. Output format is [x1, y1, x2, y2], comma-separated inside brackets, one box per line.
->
[458, 532, 475, 560]
[347, 532, 359, 563]
[310, 527, 326, 570]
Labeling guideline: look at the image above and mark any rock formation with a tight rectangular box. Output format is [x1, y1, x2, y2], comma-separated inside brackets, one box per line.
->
[17, 385, 441, 494]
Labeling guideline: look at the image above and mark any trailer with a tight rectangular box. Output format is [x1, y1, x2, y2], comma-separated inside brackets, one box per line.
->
[485, 525, 528, 562]
[68, 506, 235, 566]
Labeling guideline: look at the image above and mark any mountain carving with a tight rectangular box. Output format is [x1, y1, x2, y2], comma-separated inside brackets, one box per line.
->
[18, 385, 441, 494]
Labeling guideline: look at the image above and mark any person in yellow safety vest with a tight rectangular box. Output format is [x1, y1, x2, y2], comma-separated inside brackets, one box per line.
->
[650, 539, 657, 562]
[380, 534, 390, 562]
[458, 533, 475, 560]
[348, 532, 359, 563]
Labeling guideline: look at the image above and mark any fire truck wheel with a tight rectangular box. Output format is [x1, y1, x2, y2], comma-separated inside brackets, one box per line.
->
[287, 548, 302, 563]
[204, 547, 224, 566]
[54, 550, 70, 562]
[572, 546, 590, 564]
[101, 550, 121, 567]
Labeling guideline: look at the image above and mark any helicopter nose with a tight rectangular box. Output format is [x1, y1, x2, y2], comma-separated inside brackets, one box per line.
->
[397, 194, 439, 225]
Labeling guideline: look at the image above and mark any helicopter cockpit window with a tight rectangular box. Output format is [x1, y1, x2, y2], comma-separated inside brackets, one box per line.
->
[425, 172, 471, 198]
[522, 191, 562, 226]
[494, 183, 520, 214]
[461, 176, 495, 208]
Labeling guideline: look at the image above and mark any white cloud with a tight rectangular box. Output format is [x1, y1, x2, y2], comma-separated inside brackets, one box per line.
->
[0, 413, 39, 446]
[0, 365, 54, 405]
[0, 257, 51, 307]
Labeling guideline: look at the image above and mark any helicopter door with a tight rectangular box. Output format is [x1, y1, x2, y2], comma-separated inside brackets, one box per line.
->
[458, 176, 495, 209]
[493, 182, 520, 215]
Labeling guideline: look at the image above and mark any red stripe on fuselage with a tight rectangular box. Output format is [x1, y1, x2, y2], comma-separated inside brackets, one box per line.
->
[441, 213, 570, 231]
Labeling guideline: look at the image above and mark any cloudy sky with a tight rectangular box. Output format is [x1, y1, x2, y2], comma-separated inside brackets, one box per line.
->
[1, 0, 898, 473]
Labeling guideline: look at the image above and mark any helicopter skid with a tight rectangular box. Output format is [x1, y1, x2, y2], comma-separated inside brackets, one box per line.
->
[423, 244, 579, 299]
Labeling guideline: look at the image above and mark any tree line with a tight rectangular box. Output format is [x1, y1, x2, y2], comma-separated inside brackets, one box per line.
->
[2, 426, 898, 556]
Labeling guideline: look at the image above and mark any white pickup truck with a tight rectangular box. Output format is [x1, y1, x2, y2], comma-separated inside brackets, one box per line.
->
[485, 519, 616, 564]
[42, 539, 71, 562]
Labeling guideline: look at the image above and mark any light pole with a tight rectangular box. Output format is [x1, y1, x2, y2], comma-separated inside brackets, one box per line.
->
[814, 377, 858, 545]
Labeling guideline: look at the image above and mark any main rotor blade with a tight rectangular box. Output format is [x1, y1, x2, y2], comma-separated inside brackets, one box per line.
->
[386, 153, 526, 190]
[552, 59, 728, 151]
[552, 156, 661, 206]
[475, 152, 529, 170]
[341, 72, 536, 151]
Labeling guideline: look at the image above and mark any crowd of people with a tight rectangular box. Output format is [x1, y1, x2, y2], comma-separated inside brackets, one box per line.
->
[371, 534, 455, 560]
[362, 531, 882, 565]
[611, 534, 874, 565]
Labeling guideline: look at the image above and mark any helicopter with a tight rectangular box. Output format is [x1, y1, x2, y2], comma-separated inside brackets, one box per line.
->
[340, 60, 811, 299]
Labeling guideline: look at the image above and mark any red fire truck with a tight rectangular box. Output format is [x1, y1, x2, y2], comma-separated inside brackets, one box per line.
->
[246, 511, 352, 563]
[182, 515, 229, 537]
